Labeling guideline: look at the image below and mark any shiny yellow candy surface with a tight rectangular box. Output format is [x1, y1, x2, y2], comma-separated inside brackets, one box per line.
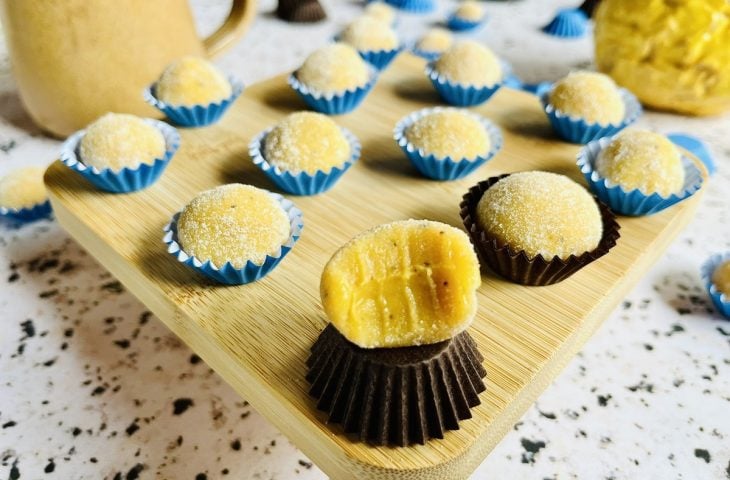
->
[321, 220, 481, 349]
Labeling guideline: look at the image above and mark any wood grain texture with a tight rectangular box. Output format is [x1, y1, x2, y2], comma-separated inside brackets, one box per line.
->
[44, 54, 705, 480]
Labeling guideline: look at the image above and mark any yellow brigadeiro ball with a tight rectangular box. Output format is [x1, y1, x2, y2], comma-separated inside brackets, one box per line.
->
[320, 219, 481, 349]
[298, 43, 370, 94]
[713, 260, 730, 297]
[595, 129, 685, 196]
[455, 1, 484, 21]
[364, 1, 396, 25]
[434, 40, 502, 86]
[416, 28, 453, 53]
[0, 166, 47, 209]
[476, 171, 603, 260]
[79, 113, 166, 172]
[405, 109, 490, 160]
[548, 71, 625, 125]
[340, 16, 399, 51]
[156, 56, 232, 106]
[264, 112, 350, 174]
[177, 184, 290, 268]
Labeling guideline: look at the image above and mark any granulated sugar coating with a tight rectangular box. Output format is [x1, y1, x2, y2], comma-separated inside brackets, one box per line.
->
[434, 40, 502, 86]
[416, 28, 453, 53]
[596, 129, 685, 196]
[264, 112, 350, 174]
[364, 1, 396, 25]
[297, 43, 370, 94]
[0, 166, 47, 209]
[405, 109, 490, 160]
[454, 1, 484, 21]
[548, 71, 625, 125]
[476, 171, 603, 260]
[79, 113, 166, 172]
[713, 261, 730, 297]
[320, 220, 481, 349]
[177, 184, 290, 268]
[156, 56, 232, 106]
[340, 16, 399, 51]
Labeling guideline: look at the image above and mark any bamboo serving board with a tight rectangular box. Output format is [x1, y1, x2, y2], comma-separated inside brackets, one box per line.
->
[44, 54, 705, 479]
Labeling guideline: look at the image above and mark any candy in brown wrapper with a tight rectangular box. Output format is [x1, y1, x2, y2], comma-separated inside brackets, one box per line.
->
[276, 0, 327, 23]
[306, 324, 487, 446]
[460, 174, 620, 286]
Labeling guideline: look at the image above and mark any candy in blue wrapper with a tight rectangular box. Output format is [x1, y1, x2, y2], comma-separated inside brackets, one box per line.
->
[60, 120, 180, 193]
[394, 107, 503, 181]
[577, 137, 704, 216]
[541, 88, 642, 144]
[288, 68, 377, 115]
[426, 62, 502, 107]
[383, 0, 434, 13]
[701, 253, 730, 320]
[144, 76, 243, 127]
[542, 8, 589, 38]
[356, 45, 402, 70]
[249, 126, 361, 195]
[163, 193, 303, 286]
[447, 13, 487, 32]
[0, 200, 52, 223]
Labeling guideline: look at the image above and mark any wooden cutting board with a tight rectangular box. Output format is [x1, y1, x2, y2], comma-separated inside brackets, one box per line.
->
[44, 53, 705, 480]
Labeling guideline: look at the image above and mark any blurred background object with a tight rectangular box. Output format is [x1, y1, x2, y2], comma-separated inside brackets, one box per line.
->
[594, 0, 730, 116]
[276, 0, 327, 23]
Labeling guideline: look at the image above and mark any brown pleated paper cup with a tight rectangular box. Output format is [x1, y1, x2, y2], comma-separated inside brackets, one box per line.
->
[306, 324, 487, 447]
[460, 174, 621, 286]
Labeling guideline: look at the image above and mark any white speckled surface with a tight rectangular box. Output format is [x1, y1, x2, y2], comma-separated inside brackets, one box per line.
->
[1, 1, 729, 479]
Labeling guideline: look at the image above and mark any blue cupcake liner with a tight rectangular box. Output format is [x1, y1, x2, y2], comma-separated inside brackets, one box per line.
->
[60, 120, 180, 193]
[0, 200, 52, 222]
[577, 137, 704, 216]
[288, 67, 377, 115]
[163, 193, 303, 285]
[667, 133, 716, 176]
[394, 107, 503, 180]
[446, 15, 487, 32]
[249, 126, 361, 195]
[144, 76, 243, 127]
[383, 0, 435, 13]
[701, 252, 730, 319]
[540, 87, 642, 144]
[425, 62, 503, 107]
[357, 45, 402, 70]
[542, 8, 589, 38]
[410, 44, 443, 62]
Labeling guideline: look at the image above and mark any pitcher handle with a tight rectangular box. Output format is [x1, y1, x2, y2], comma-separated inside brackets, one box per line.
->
[203, 0, 256, 58]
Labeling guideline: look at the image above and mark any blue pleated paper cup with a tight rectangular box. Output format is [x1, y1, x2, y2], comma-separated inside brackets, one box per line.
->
[410, 44, 443, 62]
[357, 45, 402, 70]
[394, 107, 503, 181]
[577, 137, 704, 216]
[384, 0, 435, 13]
[446, 15, 487, 32]
[163, 193, 303, 285]
[288, 67, 377, 115]
[143, 76, 243, 127]
[60, 120, 180, 193]
[249, 126, 361, 195]
[0, 200, 52, 222]
[425, 62, 503, 107]
[701, 253, 730, 320]
[542, 8, 589, 38]
[540, 88, 642, 144]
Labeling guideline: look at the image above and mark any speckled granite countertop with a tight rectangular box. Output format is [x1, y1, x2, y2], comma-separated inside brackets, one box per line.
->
[1, 1, 729, 479]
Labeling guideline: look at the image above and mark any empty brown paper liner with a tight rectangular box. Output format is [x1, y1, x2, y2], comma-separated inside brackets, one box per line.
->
[306, 325, 487, 447]
[460, 174, 621, 286]
[276, 0, 327, 23]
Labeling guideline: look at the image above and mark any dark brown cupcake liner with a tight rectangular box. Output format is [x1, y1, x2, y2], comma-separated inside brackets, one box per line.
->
[459, 174, 621, 286]
[306, 324, 487, 447]
[276, 0, 327, 23]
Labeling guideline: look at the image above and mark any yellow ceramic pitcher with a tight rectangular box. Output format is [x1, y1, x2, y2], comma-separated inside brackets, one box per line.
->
[0, 0, 256, 137]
